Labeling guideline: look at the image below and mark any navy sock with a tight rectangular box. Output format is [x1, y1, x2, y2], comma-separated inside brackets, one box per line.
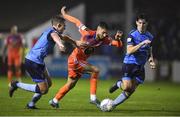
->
[35, 85, 41, 93]
[32, 93, 42, 103]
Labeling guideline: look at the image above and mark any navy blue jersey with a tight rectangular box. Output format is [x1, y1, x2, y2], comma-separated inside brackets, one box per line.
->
[123, 29, 154, 65]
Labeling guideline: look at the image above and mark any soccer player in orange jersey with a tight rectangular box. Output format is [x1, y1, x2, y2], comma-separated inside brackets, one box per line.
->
[49, 6, 123, 109]
[2, 25, 25, 86]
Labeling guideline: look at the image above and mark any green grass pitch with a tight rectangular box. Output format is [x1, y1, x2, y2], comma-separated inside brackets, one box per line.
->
[0, 76, 180, 116]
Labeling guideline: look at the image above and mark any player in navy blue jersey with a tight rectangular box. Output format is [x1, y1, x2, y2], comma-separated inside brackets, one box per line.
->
[9, 15, 84, 109]
[109, 13, 156, 109]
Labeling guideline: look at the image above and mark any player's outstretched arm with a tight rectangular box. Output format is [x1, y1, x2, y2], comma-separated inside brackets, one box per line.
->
[51, 32, 65, 52]
[127, 39, 151, 54]
[61, 6, 82, 27]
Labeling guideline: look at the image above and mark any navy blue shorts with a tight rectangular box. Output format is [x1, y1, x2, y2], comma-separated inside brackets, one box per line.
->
[25, 58, 46, 83]
[121, 63, 145, 84]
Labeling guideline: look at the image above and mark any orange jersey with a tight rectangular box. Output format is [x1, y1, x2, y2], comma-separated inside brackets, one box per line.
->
[5, 34, 23, 55]
[63, 13, 123, 61]
[70, 30, 122, 61]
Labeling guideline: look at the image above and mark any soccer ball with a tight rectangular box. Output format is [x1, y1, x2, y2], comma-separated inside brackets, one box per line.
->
[100, 98, 113, 112]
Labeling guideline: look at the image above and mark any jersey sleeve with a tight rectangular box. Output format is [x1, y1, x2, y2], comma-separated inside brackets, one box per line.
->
[63, 14, 89, 36]
[102, 37, 123, 47]
[80, 30, 96, 42]
[78, 24, 89, 36]
[127, 34, 135, 45]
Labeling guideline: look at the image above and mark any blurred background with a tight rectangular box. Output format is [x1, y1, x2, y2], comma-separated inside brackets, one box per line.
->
[0, 0, 180, 82]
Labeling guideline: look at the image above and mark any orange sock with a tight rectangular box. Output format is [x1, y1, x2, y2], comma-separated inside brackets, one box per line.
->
[7, 70, 13, 83]
[90, 73, 98, 95]
[55, 84, 70, 101]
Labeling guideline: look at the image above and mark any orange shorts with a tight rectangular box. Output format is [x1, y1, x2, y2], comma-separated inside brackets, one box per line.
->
[68, 56, 89, 78]
[7, 52, 22, 66]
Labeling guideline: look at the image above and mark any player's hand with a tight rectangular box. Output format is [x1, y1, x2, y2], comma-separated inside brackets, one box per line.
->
[59, 43, 66, 52]
[61, 6, 67, 16]
[115, 30, 123, 40]
[149, 57, 156, 69]
[141, 39, 151, 46]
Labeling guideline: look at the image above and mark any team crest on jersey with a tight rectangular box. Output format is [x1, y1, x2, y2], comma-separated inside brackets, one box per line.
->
[127, 38, 132, 42]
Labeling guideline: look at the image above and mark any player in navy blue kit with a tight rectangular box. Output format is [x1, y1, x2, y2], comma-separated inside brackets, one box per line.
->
[9, 15, 84, 109]
[109, 14, 156, 108]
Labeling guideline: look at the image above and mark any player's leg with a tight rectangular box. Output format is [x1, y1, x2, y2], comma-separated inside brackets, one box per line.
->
[14, 54, 22, 82]
[49, 76, 79, 108]
[44, 67, 52, 88]
[9, 78, 48, 109]
[27, 67, 51, 109]
[112, 79, 136, 107]
[24, 81, 49, 109]
[111, 64, 145, 107]
[49, 57, 83, 108]
[9, 59, 45, 95]
[109, 79, 123, 93]
[9, 59, 49, 107]
[25, 81, 48, 109]
[7, 54, 13, 86]
[83, 63, 100, 107]
[109, 64, 129, 93]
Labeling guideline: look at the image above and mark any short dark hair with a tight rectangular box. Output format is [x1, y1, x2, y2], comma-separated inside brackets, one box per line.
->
[51, 15, 65, 26]
[136, 13, 149, 22]
[98, 21, 109, 29]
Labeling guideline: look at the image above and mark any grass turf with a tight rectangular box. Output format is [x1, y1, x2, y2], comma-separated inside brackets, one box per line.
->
[0, 76, 180, 116]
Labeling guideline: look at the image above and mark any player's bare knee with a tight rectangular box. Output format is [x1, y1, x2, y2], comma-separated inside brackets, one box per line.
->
[40, 88, 49, 94]
[38, 83, 49, 94]
[123, 85, 132, 92]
